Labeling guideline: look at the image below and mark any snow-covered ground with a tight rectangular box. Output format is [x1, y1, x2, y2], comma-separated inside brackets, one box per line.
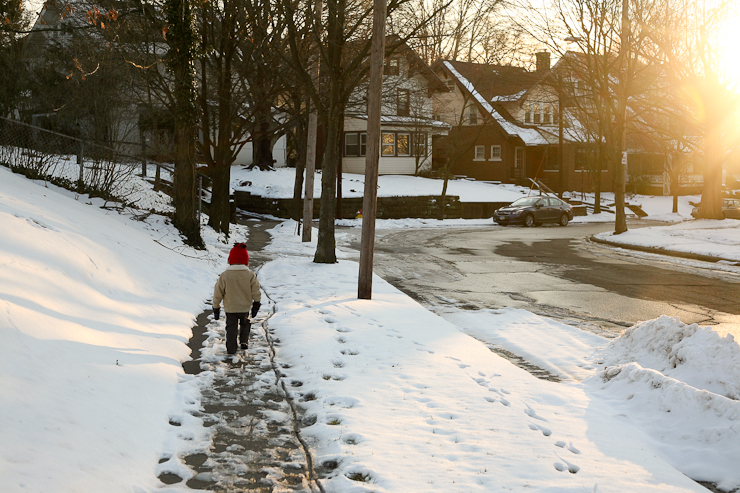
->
[596, 220, 740, 262]
[2, 164, 739, 492]
[261, 221, 740, 493]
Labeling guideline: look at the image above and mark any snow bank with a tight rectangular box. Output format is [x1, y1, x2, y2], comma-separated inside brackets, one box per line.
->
[0, 167, 231, 492]
[595, 220, 740, 261]
[597, 316, 740, 399]
[587, 316, 740, 491]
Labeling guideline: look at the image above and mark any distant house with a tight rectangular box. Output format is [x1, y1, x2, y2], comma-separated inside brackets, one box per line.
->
[342, 39, 450, 176]
[432, 54, 596, 192]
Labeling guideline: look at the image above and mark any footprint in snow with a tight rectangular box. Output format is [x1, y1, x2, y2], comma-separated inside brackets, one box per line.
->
[555, 441, 582, 455]
[319, 309, 332, 315]
[336, 327, 352, 333]
[528, 423, 552, 436]
[416, 348, 435, 354]
[554, 456, 580, 474]
[524, 404, 548, 422]
[324, 317, 337, 324]
[459, 364, 471, 369]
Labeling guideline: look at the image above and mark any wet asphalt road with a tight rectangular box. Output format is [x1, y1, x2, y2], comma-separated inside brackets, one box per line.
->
[336, 221, 740, 340]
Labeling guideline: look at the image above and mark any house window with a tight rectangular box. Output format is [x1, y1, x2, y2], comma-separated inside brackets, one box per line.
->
[524, 102, 531, 123]
[381, 132, 396, 156]
[345, 133, 359, 156]
[446, 79, 455, 91]
[533, 103, 541, 124]
[397, 89, 410, 117]
[397, 133, 411, 156]
[474, 145, 485, 161]
[468, 104, 479, 125]
[544, 105, 552, 124]
[386, 57, 400, 76]
[489, 145, 502, 161]
[412, 133, 427, 157]
[343, 132, 367, 156]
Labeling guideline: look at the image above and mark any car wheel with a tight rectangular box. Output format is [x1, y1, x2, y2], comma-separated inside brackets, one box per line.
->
[558, 213, 569, 226]
[524, 214, 535, 227]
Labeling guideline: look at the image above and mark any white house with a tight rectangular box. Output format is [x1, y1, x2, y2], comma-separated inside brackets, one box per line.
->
[342, 39, 450, 176]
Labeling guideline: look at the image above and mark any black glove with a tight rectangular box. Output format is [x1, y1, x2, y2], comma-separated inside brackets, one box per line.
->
[213, 307, 220, 320]
[251, 301, 261, 318]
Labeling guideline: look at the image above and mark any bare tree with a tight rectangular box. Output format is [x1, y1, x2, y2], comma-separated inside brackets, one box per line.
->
[638, 0, 738, 219]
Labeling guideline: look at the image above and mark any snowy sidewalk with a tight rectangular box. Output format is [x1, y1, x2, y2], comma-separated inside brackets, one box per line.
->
[254, 221, 740, 493]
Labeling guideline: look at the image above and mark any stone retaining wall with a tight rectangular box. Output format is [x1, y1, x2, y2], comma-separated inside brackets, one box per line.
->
[233, 191, 508, 219]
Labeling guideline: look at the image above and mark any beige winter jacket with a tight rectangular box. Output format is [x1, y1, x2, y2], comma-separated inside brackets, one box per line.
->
[213, 265, 262, 313]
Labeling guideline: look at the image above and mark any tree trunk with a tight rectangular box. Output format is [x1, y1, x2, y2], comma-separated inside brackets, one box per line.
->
[594, 145, 603, 214]
[291, 119, 307, 222]
[698, 93, 724, 219]
[314, 100, 341, 264]
[208, 163, 231, 235]
[166, 0, 203, 248]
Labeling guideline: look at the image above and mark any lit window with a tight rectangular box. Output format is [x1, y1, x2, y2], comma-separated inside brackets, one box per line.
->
[397, 133, 411, 156]
[490, 145, 501, 161]
[382, 133, 396, 156]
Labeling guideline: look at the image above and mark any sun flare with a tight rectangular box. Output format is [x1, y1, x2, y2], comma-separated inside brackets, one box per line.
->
[717, 8, 740, 90]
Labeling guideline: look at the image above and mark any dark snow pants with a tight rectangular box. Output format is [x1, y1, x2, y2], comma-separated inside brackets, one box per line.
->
[225, 312, 251, 354]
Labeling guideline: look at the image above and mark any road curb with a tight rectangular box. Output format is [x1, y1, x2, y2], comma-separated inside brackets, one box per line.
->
[589, 235, 739, 265]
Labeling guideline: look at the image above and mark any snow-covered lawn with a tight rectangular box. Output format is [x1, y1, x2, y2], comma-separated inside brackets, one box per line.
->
[0, 167, 237, 492]
[2, 164, 739, 492]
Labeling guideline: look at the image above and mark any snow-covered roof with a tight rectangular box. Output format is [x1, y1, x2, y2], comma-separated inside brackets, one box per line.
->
[443, 62, 548, 146]
[351, 114, 451, 129]
[491, 90, 527, 103]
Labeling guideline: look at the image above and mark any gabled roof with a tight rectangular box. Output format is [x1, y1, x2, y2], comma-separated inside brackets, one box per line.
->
[440, 61, 549, 146]
[439, 60, 540, 101]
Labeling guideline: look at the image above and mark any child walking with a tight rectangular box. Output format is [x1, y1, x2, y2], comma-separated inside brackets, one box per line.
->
[212, 243, 262, 356]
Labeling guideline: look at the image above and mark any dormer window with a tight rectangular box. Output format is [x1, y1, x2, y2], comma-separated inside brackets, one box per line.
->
[397, 89, 410, 116]
[467, 104, 479, 125]
[386, 58, 400, 76]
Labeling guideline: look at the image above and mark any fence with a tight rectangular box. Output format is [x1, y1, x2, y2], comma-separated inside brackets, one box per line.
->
[0, 116, 174, 205]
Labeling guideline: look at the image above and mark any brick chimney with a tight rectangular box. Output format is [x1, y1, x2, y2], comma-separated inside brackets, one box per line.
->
[535, 52, 551, 73]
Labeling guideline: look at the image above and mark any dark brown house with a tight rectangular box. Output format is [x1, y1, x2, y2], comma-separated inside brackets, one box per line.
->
[431, 56, 610, 194]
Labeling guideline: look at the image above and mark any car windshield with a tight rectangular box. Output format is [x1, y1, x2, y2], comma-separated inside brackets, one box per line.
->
[509, 197, 542, 207]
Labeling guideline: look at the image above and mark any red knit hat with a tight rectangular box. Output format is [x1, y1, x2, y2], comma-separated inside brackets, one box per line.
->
[228, 243, 249, 265]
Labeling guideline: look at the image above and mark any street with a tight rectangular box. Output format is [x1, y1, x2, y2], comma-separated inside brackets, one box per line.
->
[337, 221, 740, 341]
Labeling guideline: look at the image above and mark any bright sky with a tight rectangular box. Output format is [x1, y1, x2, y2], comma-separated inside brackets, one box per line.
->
[717, 8, 740, 89]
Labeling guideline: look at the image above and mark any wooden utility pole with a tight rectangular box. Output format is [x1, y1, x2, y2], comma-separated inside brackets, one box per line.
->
[614, 0, 629, 234]
[357, 0, 387, 300]
[302, 0, 322, 242]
